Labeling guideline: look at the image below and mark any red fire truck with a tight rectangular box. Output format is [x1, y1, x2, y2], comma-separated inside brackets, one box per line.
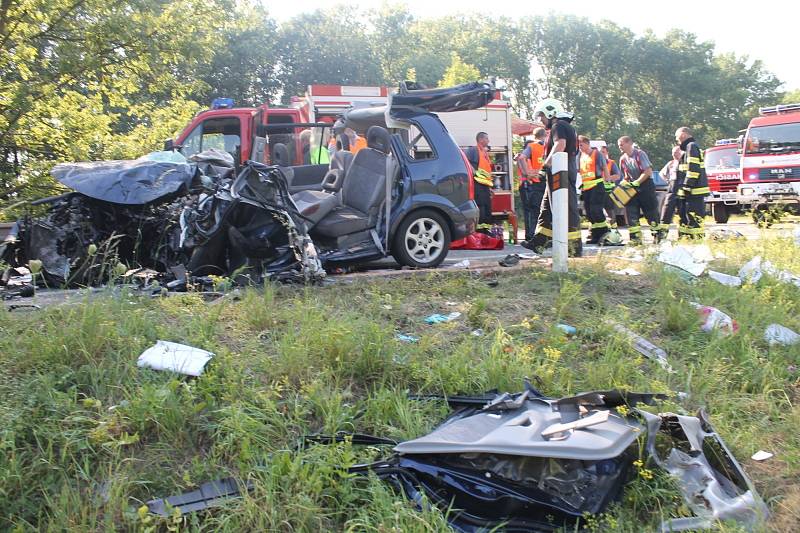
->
[704, 139, 742, 223]
[738, 102, 800, 223]
[168, 84, 517, 227]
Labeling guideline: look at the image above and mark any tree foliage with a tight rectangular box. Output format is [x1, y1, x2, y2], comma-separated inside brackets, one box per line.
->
[0, 3, 790, 210]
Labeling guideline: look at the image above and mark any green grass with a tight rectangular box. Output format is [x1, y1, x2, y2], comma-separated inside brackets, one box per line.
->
[1, 236, 799, 531]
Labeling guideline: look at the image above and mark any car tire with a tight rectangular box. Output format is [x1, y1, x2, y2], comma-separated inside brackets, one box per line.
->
[392, 209, 451, 268]
[712, 203, 729, 224]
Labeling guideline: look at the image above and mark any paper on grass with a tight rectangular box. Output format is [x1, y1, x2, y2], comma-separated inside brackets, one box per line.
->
[137, 340, 214, 376]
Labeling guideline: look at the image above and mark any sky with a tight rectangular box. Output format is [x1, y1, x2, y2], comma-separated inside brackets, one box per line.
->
[268, 0, 800, 92]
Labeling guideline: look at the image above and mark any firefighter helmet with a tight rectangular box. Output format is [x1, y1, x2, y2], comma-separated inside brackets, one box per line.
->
[533, 98, 573, 121]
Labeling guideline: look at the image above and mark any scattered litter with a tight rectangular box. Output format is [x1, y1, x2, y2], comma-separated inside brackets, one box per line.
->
[690, 303, 739, 335]
[751, 450, 773, 461]
[739, 255, 800, 287]
[424, 312, 461, 324]
[709, 228, 744, 241]
[609, 267, 641, 276]
[445, 301, 458, 306]
[556, 323, 576, 335]
[707, 270, 742, 287]
[395, 333, 419, 343]
[609, 322, 672, 372]
[146, 477, 251, 516]
[498, 254, 520, 267]
[657, 244, 709, 276]
[449, 259, 470, 269]
[136, 340, 214, 376]
[738, 256, 764, 284]
[764, 324, 800, 346]
[7, 303, 41, 312]
[470, 329, 484, 337]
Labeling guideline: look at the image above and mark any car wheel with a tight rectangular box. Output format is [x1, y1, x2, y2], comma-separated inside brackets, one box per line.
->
[712, 203, 729, 224]
[392, 209, 451, 268]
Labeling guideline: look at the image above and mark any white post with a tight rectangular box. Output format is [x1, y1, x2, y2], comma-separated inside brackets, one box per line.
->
[550, 151, 568, 273]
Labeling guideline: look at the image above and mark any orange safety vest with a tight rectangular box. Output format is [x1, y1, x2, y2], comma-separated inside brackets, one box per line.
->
[523, 142, 545, 184]
[579, 149, 603, 191]
[604, 158, 617, 190]
[475, 147, 494, 186]
[351, 135, 367, 154]
[606, 159, 616, 175]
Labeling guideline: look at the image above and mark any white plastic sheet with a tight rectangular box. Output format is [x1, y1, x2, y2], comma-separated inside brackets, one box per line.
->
[764, 324, 800, 346]
[657, 244, 709, 276]
[137, 340, 214, 376]
[708, 270, 742, 287]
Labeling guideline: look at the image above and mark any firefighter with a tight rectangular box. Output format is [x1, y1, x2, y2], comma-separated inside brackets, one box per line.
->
[675, 127, 710, 238]
[464, 131, 495, 228]
[516, 127, 547, 240]
[617, 136, 664, 244]
[658, 145, 683, 237]
[601, 145, 625, 228]
[521, 99, 582, 257]
[577, 136, 611, 244]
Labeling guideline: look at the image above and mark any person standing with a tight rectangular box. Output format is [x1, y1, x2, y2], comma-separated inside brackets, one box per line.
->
[658, 145, 683, 238]
[464, 132, 495, 228]
[516, 127, 547, 240]
[577, 136, 611, 243]
[521, 99, 582, 257]
[617, 136, 664, 245]
[675, 127, 710, 239]
[600, 145, 625, 228]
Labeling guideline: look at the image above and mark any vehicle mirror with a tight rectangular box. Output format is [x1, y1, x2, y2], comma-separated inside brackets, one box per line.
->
[163, 139, 175, 151]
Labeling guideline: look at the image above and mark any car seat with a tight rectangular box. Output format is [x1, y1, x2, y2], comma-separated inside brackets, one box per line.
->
[312, 126, 393, 237]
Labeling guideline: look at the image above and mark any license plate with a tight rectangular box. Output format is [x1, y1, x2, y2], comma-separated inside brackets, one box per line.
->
[721, 192, 737, 200]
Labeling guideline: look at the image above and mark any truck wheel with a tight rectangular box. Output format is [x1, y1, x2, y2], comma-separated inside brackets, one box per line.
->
[392, 209, 451, 268]
[712, 204, 729, 224]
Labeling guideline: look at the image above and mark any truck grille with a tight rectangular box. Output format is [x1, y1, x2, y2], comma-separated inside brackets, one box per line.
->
[717, 180, 738, 192]
[758, 167, 800, 180]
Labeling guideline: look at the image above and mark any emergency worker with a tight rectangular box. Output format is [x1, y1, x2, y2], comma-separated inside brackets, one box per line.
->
[675, 127, 710, 239]
[516, 127, 547, 240]
[577, 136, 610, 243]
[658, 145, 683, 236]
[520, 99, 582, 257]
[464, 131, 495, 227]
[344, 128, 367, 154]
[617, 136, 664, 244]
[601, 145, 625, 228]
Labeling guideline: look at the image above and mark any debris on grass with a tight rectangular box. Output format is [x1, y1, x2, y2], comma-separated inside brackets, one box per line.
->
[709, 228, 745, 241]
[470, 329, 484, 337]
[146, 477, 250, 516]
[751, 450, 774, 461]
[498, 254, 520, 267]
[424, 312, 461, 324]
[690, 303, 738, 335]
[656, 244, 710, 276]
[764, 324, 800, 346]
[608, 321, 672, 371]
[609, 267, 641, 276]
[707, 270, 742, 287]
[449, 259, 470, 269]
[739, 255, 800, 287]
[556, 323, 576, 335]
[136, 340, 214, 376]
[395, 333, 420, 343]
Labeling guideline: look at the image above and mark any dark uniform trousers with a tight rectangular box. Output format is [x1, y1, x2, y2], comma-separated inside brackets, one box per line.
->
[582, 184, 609, 242]
[530, 167, 582, 255]
[475, 182, 493, 226]
[625, 180, 662, 243]
[520, 180, 546, 240]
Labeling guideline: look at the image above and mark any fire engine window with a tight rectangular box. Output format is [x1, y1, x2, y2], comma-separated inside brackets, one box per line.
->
[181, 117, 242, 162]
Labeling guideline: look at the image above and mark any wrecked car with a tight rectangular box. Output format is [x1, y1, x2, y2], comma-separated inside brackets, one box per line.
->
[1, 82, 491, 288]
[306, 386, 769, 532]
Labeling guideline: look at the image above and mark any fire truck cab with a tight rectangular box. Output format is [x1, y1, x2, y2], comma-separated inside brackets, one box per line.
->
[738, 102, 800, 222]
[704, 139, 741, 224]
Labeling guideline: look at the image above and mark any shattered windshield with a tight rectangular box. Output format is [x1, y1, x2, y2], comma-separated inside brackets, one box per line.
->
[745, 123, 800, 155]
[705, 147, 740, 170]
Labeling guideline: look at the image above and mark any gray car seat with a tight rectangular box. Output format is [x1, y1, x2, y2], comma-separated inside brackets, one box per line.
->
[313, 126, 392, 238]
[290, 144, 355, 226]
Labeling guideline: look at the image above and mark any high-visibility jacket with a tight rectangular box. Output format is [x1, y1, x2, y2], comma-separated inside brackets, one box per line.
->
[677, 137, 709, 197]
[604, 159, 618, 190]
[579, 148, 604, 191]
[351, 135, 368, 154]
[474, 147, 494, 186]
[528, 142, 544, 173]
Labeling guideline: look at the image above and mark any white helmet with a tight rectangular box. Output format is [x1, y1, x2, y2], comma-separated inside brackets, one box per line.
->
[533, 98, 573, 121]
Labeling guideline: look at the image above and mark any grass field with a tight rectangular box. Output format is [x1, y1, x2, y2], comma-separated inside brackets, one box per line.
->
[1, 235, 799, 531]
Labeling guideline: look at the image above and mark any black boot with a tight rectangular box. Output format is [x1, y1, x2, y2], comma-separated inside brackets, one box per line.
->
[521, 233, 549, 254]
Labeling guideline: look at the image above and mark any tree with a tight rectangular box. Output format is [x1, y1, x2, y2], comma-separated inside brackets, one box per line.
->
[439, 54, 481, 87]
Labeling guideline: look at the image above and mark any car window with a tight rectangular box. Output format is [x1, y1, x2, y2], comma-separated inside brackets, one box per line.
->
[405, 125, 437, 161]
